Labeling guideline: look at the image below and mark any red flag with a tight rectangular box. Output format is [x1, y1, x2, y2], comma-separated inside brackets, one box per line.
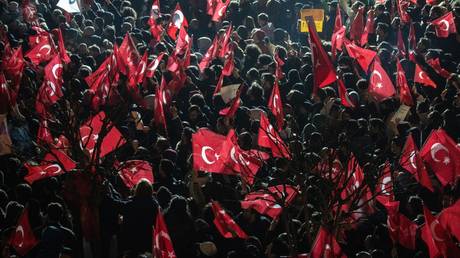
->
[258, 113, 291, 159]
[207, 0, 218, 16]
[397, 0, 411, 23]
[219, 85, 241, 117]
[439, 199, 460, 243]
[175, 26, 190, 55]
[146, 52, 165, 78]
[9, 208, 38, 256]
[153, 209, 176, 258]
[35, 55, 64, 111]
[414, 64, 436, 88]
[360, 9, 374, 46]
[167, 4, 188, 40]
[376, 161, 394, 205]
[350, 7, 365, 43]
[420, 129, 460, 186]
[268, 80, 284, 129]
[148, 0, 161, 25]
[212, 0, 230, 22]
[334, 3, 343, 30]
[397, 28, 406, 57]
[192, 128, 228, 173]
[427, 58, 451, 79]
[52, 28, 71, 64]
[211, 201, 248, 239]
[1, 47, 24, 105]
[218, 25, 233, 58]
[432, 12, 457, 38]
[274, 49, 285, 80]
[368, 60, 396, 102]
[222, 48, 234, 76]
[213, 73, 224, 96]
[28, 26, 49, 48]
[421, 206, 460, 258]
[241, 185, 297, 219]
[85, 46, 119, 90]
[37, 120, 53, 146]
[25, 34, 55, 64]
[79, 112, 126, 158]
[331, 27, 346, 61]
[383, 201, 417, 250]
[307, 19, 337, 92]
[43, 148, 76, 172]
[24, 162, 65, 184]
[395, 59, 414, 106]
[118, 33, 140, 76]
[129, 51, 148, 87]
[117, 160, 154, 189]
[408, 22, 417, 62]
[21, 0, 39, 26]
[344, 40, 377, 73]
[199, 37, 218, 72]
[310, 227, 347, 258]
[400, 134, 434, 191]
[337, 78, 355, 108]
[154, 77, 167, 133]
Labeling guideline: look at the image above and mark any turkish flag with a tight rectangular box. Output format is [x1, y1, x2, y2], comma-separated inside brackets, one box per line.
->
[219, 25, 233, 58]
[241, 185, 298, 219]
[118, 33, 140, 76]
[427, 58, 451, 79]
[174, 26, 190, 55]
[79, 112, 126, 158]
[1, 46, 24, 105]
[9, 208, 38, 256]
[331, 27, 346, 61]
[51, 28, 71, 64]
[307, 18, 337, 92]
[219, 84, 241, 117]
[44, 55, 64, 93]
[207, 0, 217, 16]
[400, 134, 434, 191]
[222, 48, 234, 76]
[212, 0, 230, 22]
[37, 120, 54, 146]
[274, 50, 285, 80]
[368, 60, 395, 102]
[258, 113, 291, 159]
[211, 201, 248, 239]
[337, 78, 355, 108]
[414, 64, 436, 88]
[396, 59, 414, 106]
[199, 37, 218, 72]
[350, 7, 365, 43]
[334, 3, 343, 30]
[153, 209, 176, 258]
[344, 40, 377, 73]
[375, 161, 394, 205]
[397, 29, 406, 57]
[24, 162, 64, 184]
[383, 201, 417, 250]
[85, 46, 119, 91]
[167, 4, 188, 40]
[28, 26, 49, 48]
[420, 129, 460, 186]
[439, 199, 460, 243]
[268, 80, 284, 129]
[432, 12, 457, 38]
[310, 227, 347, 258]
[25, 34, 56, 64]
[192, 128, 229, 173]
[128, 51, 148, 87]
[360, 10, 374, 46]
[117, 160, 154, 189]
[421, 206, 460, 258]
[146, 52, 165, 78]
[43, 148, 76, 172]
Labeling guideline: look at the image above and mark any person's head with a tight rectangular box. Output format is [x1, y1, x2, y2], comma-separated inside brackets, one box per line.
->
[257, 13, 269, 27]
[47, 202, 63, 222]
[159, 159, 175, 179]
[134, 179, 153, 198]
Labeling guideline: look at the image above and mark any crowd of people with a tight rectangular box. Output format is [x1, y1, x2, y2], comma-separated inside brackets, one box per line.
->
[1, 0, 460, 257]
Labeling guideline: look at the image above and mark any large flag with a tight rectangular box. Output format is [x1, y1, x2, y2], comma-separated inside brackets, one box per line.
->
[211, 201, 248, 239]
[9, 208, 39, 256]
[307, 18, 337, 93]
[400, 134, 434, 191]
[368, 60, 395, 102]
[117, 160, 154, 189]
[153, 209, 176, 258]
[258, 113, 291, 159]
[431, 12, 457, 38]
[241, 185, 297, 219]
[420, 129, 460, 186]
[310, 227, 347, 258]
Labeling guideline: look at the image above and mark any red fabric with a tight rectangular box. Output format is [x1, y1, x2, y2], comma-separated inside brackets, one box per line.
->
[211, 201, 248, 239]
[192, 128, 229, 173]
[153, 209, 176, 258]
[128, 51, 148, 87]
[241, 185, 298, 219]
[213, 73, 224, 96]
[375, 161, 394, 205]
[268, 80, 284, 129]
[146, 52, 165, 78]
[257, 113, 291, 159]
[43, 148, 77, 171]
[420, 129, 460, 186]
[414, 64, 437, 88]
[383, 201, 417, 250]
[397, 0, 411, 23]
[350, 7, 364, 43]
[212, 0, 230, 22]
[118, 33, 140, 76]
[337, 78, 354, 108]
[154, 77, 167, 133]
[118, 160, 154, 189]
[24, 148, 76, 184]
[207, 0, 217, 16]
[274, 50, 285, 80]
[331, 27, 346, 61]
[360, 10, 374, 46]
[199, 37, 218, 72]
[167, 4, 188, 40]
[218, 25, 233, 58]
[307, 19, 337, 93]
[368, 60, 396, 102]
[219, 84, 241, 117]
[397, 29, 406, 57]
[1, 46, 25, 105]
[400, 134, 434, 191]
[427, 58, 451, 79]
[9, 208, 38, 256]
[310, 227, 347, 258]
[25, 34, 55, 64]
[37, 120, 53, 146]
[395, 59, 414, 106]
[432, 12, 457, 38]
[408, 23, 417, 62]
[21, 0, 39, 26]
[439, 200, 460, 243]
[344, 40, 377, 73]
[222, 47, 234, 76]
[52, 28, 71, 64]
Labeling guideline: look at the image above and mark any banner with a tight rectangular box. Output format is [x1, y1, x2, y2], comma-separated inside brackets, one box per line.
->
[299, 9, 324, 32]
[57, 0, 81, 13]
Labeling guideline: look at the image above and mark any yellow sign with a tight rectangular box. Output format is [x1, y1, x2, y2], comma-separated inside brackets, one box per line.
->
[299, 9, 324, 33]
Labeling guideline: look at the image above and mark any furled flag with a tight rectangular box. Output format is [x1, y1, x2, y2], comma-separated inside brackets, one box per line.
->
[207, 0, 218, 16]
[337, 78, 355, 108]
[1, 47, 24, 105]
[268, 80, 284, 129]
[167, 3, 188, 40]
[274, 49, 285, 80]
[218, 24, 233, 58]
[350, 7, 364, 43]
[153, 209, 176, 258]
[400, 134, 434, 191]
[241, 185, 298, 219]
[148, 0, 163, 42]
[420, 129, 460, 186]
[221, 47, 234, 76]
[310, 227, 347, 258]
[117, 160, 154, 189]
[360, 9, 374, 46]
[9, 208, 38, 256]
[431, 12, 457, 38]
[368, 60, 395, 102]
[397, 28, 406, 57]
[307, 18, 337, 93]
[154, 77, 167, 133]
[211, 201, 248, 239]
[414, 64, 437, 88]
[395, 59, 414, 106]
[258, 113, 291, 159]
